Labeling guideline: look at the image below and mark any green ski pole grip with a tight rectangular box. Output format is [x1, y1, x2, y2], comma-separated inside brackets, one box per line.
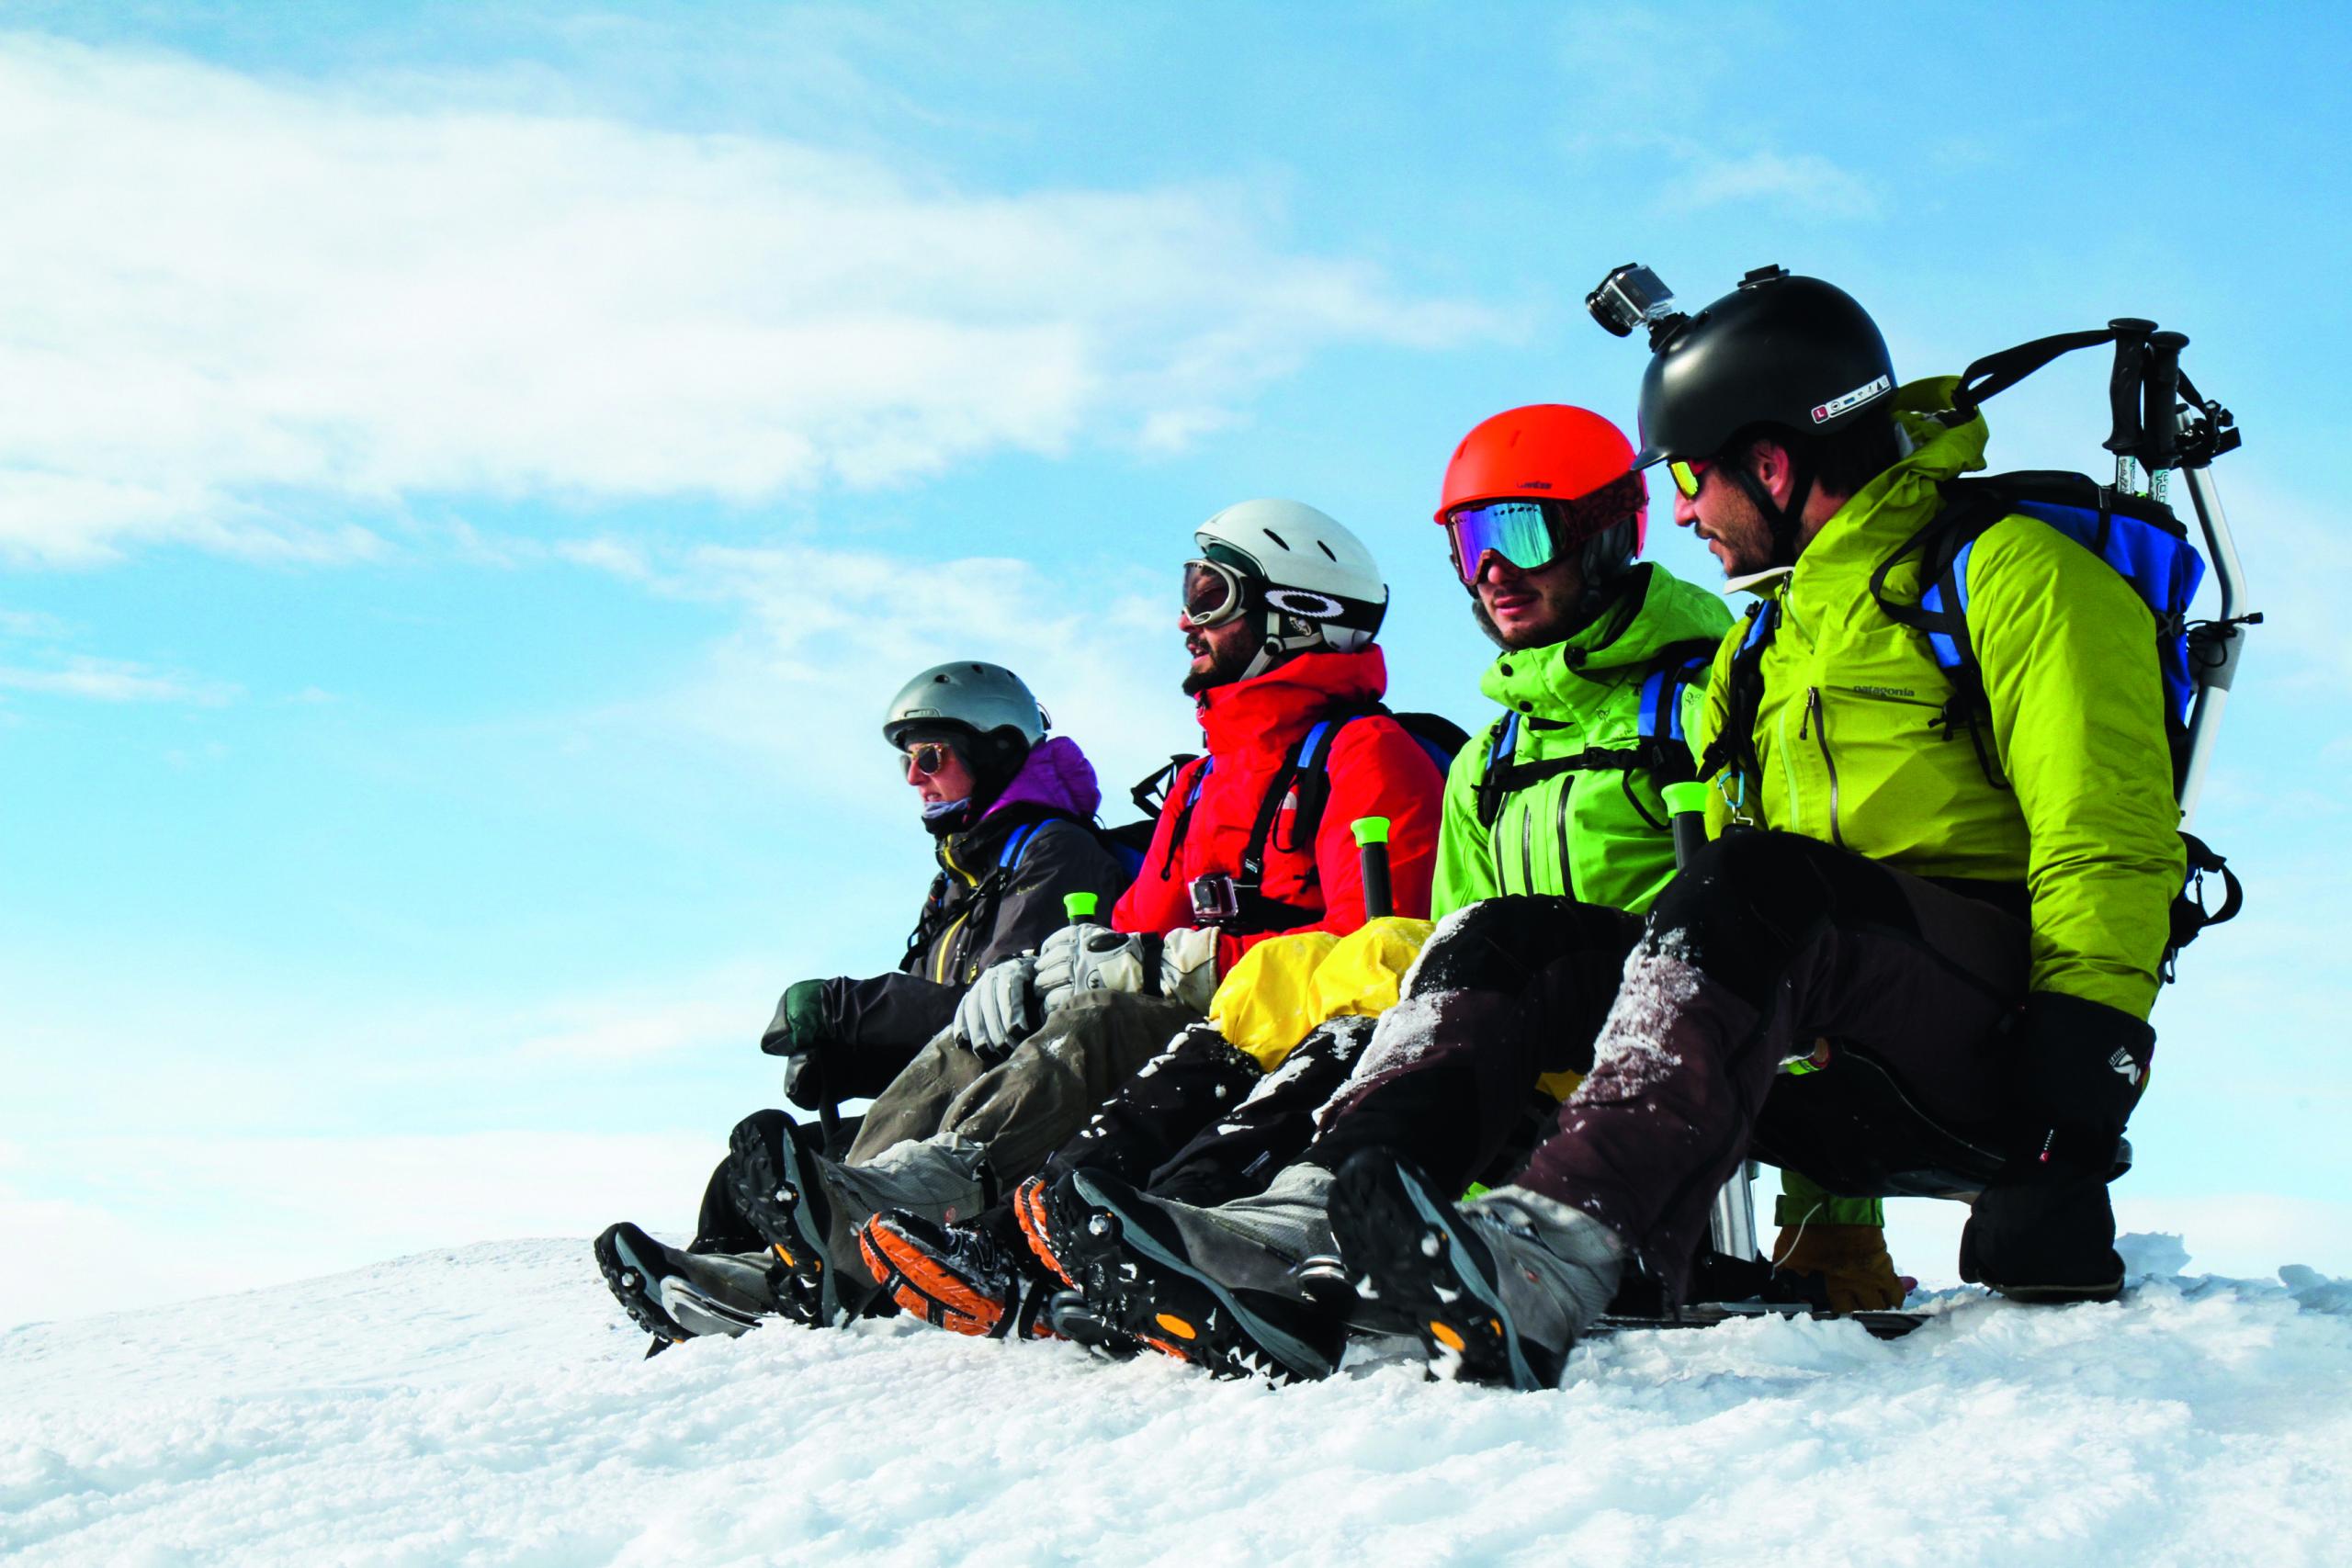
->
[1662, 781, 1712, 871]
[1063, 891, 1098, 924]
[1351, 816, 1394, 920]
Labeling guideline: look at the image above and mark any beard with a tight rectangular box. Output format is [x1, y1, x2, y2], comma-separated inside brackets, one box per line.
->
[1181, 625, 1259, 695]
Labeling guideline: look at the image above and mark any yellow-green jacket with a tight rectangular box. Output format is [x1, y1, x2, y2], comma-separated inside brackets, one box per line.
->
[1434, 562, 1734, 919]
[1693, 378, 2184, 1020]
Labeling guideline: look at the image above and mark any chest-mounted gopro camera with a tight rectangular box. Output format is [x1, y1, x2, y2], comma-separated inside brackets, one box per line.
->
[1586, 264, 1687, 348]
[1188, 872, 1245, 926]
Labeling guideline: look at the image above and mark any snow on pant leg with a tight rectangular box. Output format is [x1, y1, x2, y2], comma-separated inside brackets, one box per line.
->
[1036, 1021, 1265, 1192]
[1145, 1015, 1377, 1206]
[842, 1022, 989, 1167]
[932, 990, 1203, 1186]
[1517, 831, 2029, 1297]
[1303, 896, 1645, 1195]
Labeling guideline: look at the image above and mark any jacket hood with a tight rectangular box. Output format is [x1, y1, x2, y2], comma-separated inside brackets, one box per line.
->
[1794, 375, 1988, 570]
[1194, 646, 1389, 757]
[1480, 562, 1733, 714]
[981, 735, 1102, 820]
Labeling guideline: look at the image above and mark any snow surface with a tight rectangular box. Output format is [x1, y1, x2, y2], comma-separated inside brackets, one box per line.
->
[5, 1238, 2349, 1566]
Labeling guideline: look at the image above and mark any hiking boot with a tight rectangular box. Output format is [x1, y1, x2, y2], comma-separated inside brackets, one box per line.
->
[1960, 1175, 2126, 1303]
[723, 1109, 842, 1326]
[1039, 1166, 1347, 1382]
[594, 1222, 787, 1347]
[857, 1210, 1059, 1340]
[1012, 1174, 1080, 1288]
[1328, 1152, 1623, 1391]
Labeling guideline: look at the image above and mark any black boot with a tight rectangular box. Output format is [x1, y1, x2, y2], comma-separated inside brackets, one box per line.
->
[857, 1208, 1058, 1340]
[724, 1109, 843, 1326]
[1960, 1174, 2125, 1303]
[594, 1222, 787, 1347]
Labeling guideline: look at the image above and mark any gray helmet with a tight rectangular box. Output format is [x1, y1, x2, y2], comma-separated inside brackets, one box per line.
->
[882, 661, 1049, 750]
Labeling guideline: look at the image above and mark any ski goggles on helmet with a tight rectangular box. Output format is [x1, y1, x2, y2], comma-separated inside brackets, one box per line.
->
[1666, 457, 1713, 500]
[1181, 558, 1252, 629]
[1442, 499, 1566, 585]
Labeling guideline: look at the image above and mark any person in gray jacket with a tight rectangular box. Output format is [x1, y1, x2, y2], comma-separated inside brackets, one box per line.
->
[596, 661, 1131, 1347]
[756, 662, 1133, 1127]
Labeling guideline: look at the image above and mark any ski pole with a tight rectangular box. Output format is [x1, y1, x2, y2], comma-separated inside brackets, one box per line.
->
[1663, 781, 1712, 871]
[1063, 891, 1098, 924]
[1664, 780, 1759, 1269]
[1351, 816, 1393, 919]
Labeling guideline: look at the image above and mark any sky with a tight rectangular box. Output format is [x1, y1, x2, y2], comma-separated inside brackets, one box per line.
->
[2, 1, 2347, 1327]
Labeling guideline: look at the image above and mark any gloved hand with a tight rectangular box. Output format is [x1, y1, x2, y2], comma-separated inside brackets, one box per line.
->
[1770, 1224, 1912, 1312]
[1035, 923, 1159, 1012]
[954, 953, 1042, 1061]
[760, 979, 836, 1109]
[2005, 990, 2154, 1178]
[1036, 924, 1224, 1015]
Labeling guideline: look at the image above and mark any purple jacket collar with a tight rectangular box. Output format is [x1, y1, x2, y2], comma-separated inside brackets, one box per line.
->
[983, 735, 1102, 821]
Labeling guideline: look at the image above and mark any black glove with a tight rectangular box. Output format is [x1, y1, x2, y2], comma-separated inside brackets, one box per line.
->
[2005, 990, 2154, 1180]
[760, 978, 836, 1111]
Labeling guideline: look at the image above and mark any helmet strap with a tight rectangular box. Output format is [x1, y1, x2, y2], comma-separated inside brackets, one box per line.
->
[1729, 447, 1815, 569]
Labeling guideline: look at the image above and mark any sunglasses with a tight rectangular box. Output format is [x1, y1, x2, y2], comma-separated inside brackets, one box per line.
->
[1182, 558, 1250, 629]
[1667, 457, 1713, 500]
[899, 739, 961, 778]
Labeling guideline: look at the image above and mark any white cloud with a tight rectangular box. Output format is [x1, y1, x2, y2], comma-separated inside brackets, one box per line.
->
[559, 536, 1186, 805]
[1668, 150, 1878, 220]
[0, 34, 1496, 568]
[0, 653, 237, 704]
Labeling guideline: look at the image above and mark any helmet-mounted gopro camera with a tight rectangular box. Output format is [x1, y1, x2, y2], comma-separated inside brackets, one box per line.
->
[1586, 264, 1686, 348]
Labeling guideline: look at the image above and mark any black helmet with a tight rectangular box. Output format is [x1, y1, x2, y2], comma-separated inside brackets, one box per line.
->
[1634, 265, 1894, 468]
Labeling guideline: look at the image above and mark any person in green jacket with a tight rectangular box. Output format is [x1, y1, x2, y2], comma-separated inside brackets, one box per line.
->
[1314, 266, 2185, 1390]
[1009, 404, 1828, 1380]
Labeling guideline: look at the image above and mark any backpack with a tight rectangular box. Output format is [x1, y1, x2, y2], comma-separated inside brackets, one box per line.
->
[1702, 472, 2243, 977]
[1473, 639, 1721, 832]
[1119, 703, 1468, 931]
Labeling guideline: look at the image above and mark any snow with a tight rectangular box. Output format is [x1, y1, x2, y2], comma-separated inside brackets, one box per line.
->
[6, 1239, 2350, 1565]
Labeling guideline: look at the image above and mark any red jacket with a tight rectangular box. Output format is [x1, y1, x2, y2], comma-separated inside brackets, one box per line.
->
[1113, 647, 1445, 973]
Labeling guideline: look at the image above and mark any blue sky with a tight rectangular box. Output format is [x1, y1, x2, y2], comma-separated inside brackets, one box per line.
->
[3, 2, 2346, 1324]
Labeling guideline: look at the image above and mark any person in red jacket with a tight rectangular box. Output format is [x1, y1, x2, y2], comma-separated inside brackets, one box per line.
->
[600, 501, 1448, 1344]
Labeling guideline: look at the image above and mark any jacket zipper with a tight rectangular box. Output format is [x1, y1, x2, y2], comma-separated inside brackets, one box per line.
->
[1803, 687, 1846, 850]
[1520, 797, 1537, 897]
[1555, 773, 1577, 901]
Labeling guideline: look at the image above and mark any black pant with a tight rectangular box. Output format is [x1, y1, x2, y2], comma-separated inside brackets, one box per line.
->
[1516, 832, 2030, 1292]
[1038, 1018, 1378, 1207]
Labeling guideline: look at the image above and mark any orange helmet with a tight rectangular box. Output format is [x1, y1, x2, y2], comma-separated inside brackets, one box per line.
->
[1436, 405, 1646, 590]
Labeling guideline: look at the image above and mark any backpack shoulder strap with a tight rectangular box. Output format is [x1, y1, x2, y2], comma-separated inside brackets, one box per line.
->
[1475, 710, 1522, 829]
[1692, 601, 1778, 795]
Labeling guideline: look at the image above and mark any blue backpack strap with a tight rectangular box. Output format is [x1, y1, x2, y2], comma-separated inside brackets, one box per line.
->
[997, 820, 1042, 871]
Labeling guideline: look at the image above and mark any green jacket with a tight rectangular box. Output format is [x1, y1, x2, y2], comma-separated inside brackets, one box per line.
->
[1693, 378, 2184, 1020]
[1433, 562, 1734, 919]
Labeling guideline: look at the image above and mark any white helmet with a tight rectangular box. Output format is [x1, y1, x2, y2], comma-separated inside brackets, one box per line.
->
[1189, 499, 1388, 677]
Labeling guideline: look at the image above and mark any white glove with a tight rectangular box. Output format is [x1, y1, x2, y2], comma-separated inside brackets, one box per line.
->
[953, 953, 1041, 1060]
[1158, 925, 1221, 1012]
[1036, 924, 1222, 1016]
[1036, 924, 1151, 1014]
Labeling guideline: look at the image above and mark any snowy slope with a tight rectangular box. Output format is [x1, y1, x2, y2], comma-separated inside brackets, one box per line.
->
[4, 1238, 2349, 1567]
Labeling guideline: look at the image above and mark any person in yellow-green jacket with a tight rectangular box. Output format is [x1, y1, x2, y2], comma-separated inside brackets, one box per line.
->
[1011, 406, 1856, 1380]
[1321, 266, 2185, 1390]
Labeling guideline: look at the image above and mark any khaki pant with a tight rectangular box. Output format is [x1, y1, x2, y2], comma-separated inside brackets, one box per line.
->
[818, 990, 1200, 1272]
